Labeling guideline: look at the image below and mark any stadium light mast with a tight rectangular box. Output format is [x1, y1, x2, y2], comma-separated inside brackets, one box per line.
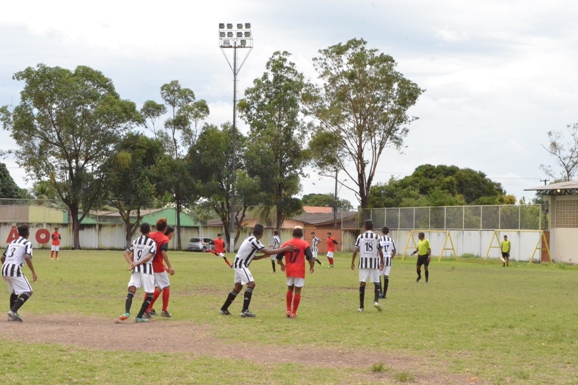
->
[219, 22, 253, 253]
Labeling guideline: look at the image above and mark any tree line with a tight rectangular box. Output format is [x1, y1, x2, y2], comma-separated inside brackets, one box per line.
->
[0, 38, 425, 250]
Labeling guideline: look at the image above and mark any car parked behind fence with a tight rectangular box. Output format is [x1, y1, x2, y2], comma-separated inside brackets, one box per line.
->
[188, 237, 216, 252]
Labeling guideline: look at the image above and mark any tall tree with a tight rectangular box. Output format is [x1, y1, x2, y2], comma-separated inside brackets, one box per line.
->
[0, 64, 140, 249]
[103, 133, 163, 247]
[143, 81, 209, 249]
[238, 51, 308, 229]
[0, 163, 24, 198]
[540, 123, 578, 182]
[188, 123, 255, 249]
[304, 38, 424, 208]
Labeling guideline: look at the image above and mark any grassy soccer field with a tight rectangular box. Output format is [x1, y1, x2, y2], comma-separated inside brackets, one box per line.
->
[1, 250, 578, 385]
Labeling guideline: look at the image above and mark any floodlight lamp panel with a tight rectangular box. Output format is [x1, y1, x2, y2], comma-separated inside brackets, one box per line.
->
[240, 40, 246, 46]
[244, 31, 251, 37]
[245, 23, 251, 29]
[227, 31, 233, 37]
[219, 23, 225, 29]
[237, 32, 242, 37]
[237, 23, 243, 29]
[223, 40, 231, 47]
[219, 32, 226, 37]
[227, 23, 233, 29]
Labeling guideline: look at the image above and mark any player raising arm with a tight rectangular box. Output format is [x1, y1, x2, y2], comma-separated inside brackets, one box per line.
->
[219, 224, 294, 318]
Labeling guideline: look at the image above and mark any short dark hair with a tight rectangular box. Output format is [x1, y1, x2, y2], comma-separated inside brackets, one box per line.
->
[418, 232, 425, 238]
[327, 232, 332, 236]
[18, 225, 30, 238]
[311, 231, 315, 235]
[292, 228, 303, 238]
[273, 230, 279, 235]
[217, 233, 222, 236]
[140, 222, 151, 234]
[382, 226, 389, 234]
[166, 226, 175, 235]
[364, 219, 374, 230]
[253, 224, 264, 236]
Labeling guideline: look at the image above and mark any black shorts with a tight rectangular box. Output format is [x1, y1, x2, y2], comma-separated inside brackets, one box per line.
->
[501, 252, 510, 258]
[417, 255, 430, 266]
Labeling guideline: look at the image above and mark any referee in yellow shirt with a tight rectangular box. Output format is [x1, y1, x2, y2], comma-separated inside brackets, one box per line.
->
[411, 232, 431, 283]
[500, 235, 511, 267]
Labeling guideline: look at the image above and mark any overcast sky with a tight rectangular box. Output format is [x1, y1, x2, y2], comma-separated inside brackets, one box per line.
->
[1, 0, 577, 206]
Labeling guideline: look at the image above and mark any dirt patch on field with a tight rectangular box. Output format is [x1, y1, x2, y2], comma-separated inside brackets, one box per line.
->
[0, 314, 486, 385]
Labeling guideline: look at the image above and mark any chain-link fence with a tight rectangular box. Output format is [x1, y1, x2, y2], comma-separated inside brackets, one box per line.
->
[361, 205, 542, 230]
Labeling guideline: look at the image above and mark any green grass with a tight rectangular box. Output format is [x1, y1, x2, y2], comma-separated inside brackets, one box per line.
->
[2, 250, 578, 384]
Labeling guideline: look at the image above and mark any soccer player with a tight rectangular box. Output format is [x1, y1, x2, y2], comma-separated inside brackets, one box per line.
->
[2, 224, 37, 322]
[276, 226, 314, 318]
[117, 222, 157, 323]
[411, 232, 431, 283]
[219, 224, 294, 318]
[212, 233, 231, 267]
[310, 231, 323, 267]
[145, 219, 175, 318]
[270, 229, 281, 273]
[50, 227, 61, 260]
[326, 232, 337, 268]
[379, 226, 396, 299]
[501, 235, 511, 267]
[351, 220, 384, 312]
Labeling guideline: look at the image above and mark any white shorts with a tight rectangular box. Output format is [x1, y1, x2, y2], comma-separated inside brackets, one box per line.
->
[3, 275, 33, 295]
[234, 266, 254, 285]
[218, 252, 225, 258]
[312, 250, 318, 259]
[359, 268, 380, 283]
[51, 245, 60, 252]
[128, 272, 155, 293]
[154, 271, 170, 289]
[327, 252, 334, 258]
[286, 277, 305, 287]
[380, 266, 392, 276]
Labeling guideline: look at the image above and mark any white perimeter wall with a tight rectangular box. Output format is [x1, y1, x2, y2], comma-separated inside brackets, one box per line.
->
[342, 230, 542, 262]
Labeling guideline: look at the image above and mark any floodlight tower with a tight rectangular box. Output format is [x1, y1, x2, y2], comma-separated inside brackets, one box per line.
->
[219, 23, 253, 253]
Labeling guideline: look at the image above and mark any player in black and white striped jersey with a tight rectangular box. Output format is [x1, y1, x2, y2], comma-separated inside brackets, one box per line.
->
[220, 224, 294, 318]
[379, 226, 396, 299]
[351, 220, 384, 312]
[2, 225, 37, 322]
[310, 232, 323, 267]
[270, 230, 281, 273]
[117, 222, 157, 323]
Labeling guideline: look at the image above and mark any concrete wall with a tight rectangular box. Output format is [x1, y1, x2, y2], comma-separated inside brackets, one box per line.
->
[0, 223, 550, 262]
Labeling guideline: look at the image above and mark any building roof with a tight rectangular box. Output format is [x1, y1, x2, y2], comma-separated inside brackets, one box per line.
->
[302, 206, 333, 214]
[525, 181, 578, 195]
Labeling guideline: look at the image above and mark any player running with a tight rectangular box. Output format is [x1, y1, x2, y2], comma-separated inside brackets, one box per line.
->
[277, 226, 315, 318]
[210, 233, 231, 267]
[2, 225, 37, 322]
[219, 224, 294, 318]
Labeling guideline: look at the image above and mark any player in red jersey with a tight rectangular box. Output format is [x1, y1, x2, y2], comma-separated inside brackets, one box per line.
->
[326, 232, 338, 268]
[276, 226, 314, 318]
[211, 233, 231, 267]
[50, 227, 61, 260]
[145, 219, 175, 318]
